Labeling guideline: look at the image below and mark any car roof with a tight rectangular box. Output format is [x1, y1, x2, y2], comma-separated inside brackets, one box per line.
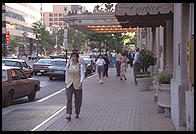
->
[83, 58, 91, 60]
[2, 59, 25, 62]
[2, 65, 20, 70]
[38, 58, 51, 61]
[51, 59, 68, 61]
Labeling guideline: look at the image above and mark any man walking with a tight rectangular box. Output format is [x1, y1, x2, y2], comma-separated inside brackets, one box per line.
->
[133, 48, 140, 85]
[115, 50, 121, 76]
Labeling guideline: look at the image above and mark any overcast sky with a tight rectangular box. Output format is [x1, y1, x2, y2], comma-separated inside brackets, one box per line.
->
[42, 3, 116, 12]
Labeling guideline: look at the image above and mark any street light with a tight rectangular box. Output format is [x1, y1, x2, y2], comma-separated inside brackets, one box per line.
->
[36, 33, 41, 60]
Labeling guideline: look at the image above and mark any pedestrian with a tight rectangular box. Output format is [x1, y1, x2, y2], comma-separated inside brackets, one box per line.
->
[128, 50, 133, 68]
[96, 54, 106, 84]
[103, 53, 110, 77]
[133, 48, 140, 85]
[120, 52, 128, 80]
[65, 52, 85, 121]
[115, 50, 121, 76]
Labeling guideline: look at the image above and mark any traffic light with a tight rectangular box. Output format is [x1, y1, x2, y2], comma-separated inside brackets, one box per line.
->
[6, 31, 10, 44]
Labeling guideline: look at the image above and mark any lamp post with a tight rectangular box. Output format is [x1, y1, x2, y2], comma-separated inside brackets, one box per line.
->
[36, 33, 40, 60]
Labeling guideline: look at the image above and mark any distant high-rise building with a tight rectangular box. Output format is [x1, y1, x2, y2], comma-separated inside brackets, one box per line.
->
[42, 5, 83, 31]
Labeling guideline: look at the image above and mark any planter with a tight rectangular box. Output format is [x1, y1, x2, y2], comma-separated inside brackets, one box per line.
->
[157, 84, 171, 117]
[136, 77, 152, 91]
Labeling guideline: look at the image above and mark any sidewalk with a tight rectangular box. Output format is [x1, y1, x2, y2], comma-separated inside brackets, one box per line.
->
[43, 67, 176, 131]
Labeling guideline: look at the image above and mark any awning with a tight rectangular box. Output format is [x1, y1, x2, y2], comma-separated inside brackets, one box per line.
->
[115, 3, 174, 28]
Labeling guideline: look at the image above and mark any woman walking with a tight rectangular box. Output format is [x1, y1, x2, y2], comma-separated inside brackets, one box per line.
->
[96, 54, 106, 84]
[65, 52, 85, 121]
[120, 52, 128, 80]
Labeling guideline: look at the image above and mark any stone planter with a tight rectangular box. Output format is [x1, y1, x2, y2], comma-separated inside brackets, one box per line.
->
[136, 77, 152, 91]
[157, 84, 171, 117]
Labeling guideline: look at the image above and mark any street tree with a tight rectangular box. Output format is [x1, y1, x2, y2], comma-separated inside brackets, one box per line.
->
[32, 21, 56, 54]
[7, 36, 23, 54]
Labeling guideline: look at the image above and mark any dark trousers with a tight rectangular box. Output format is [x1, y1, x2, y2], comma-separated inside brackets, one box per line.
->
[133, 63, 140, 84]
[116, 61, 121, 76]
[66, 84, 82, 115]
[104, 64, 109, 77]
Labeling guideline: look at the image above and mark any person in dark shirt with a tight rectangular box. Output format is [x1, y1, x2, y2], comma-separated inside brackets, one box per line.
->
[103, 53, 110, 77]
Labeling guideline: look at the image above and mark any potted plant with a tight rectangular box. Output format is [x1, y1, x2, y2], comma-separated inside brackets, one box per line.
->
[136, 49, 156, 91]
[157, 71, 171, 117]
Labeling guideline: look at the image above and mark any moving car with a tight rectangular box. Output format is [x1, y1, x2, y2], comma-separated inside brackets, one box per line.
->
[2, 59, 33, 78]
[32, 59, 51, 75]
[47, 59, 68, 80]
[2, 66, 41, 107]
[83, 58, 96, 76]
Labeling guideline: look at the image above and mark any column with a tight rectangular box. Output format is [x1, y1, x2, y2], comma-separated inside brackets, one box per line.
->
[164, 20, 174, 75]
[156, 27, 160, 69]
[137, 26, 141, 49]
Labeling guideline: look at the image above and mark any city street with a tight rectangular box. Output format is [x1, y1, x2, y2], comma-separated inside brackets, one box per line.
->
[2, 66, 176, 131]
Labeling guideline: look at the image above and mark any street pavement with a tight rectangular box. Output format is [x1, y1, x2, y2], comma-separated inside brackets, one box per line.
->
[2, 66, 176, 131]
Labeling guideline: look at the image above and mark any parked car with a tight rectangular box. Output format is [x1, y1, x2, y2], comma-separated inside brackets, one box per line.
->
[83, 58, 96, 76]
[2, 59, 33, 78]
[32, 59, 51, 75]
[2, 66, 41, 107]
[47, 59, 69, 80]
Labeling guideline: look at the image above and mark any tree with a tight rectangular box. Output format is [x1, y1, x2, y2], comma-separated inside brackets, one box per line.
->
[7, 36, 23, 53]
[86, 33, 124, 52]
[32, 21, 56, 53]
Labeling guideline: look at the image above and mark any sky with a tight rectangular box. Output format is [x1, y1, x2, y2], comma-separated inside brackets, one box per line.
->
[42, 3, 116, 12]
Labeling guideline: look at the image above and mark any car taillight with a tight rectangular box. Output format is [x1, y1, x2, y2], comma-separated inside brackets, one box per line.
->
[49, 69, 54, 72]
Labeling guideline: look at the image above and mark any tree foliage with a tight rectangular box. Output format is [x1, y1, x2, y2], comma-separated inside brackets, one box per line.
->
[32, 21, 55, 53]
[7, 36, 23, 53]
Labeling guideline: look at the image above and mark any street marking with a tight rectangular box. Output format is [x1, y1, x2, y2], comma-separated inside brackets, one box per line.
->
[86, 73, 98, 80]
[31, 106, 66, 131]
[36, 88, 65, 103]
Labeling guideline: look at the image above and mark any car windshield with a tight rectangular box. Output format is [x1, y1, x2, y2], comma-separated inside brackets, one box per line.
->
[37, 60, 50, 64]
[51, 61, 66, 66]
[84, 60, 90, 65]
[2, 60, 21, 67]
[2, 70, 7, 82]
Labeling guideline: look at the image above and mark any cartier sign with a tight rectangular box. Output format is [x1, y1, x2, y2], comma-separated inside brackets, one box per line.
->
[115, 3, 174, 16]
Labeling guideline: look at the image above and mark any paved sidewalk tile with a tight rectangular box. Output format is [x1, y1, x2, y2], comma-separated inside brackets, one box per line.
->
[44, 67, 176, 131]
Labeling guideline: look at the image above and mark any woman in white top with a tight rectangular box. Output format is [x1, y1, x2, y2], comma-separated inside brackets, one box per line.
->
[65, 52, 85, 121]
[96, 54, 106, 84]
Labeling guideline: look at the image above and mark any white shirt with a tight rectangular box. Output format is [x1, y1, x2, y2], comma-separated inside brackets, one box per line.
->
[116, 53, 121, 61]
[96, 58, 105, 66]
[133, 52, 139, 64]
[65, 62, 85, 84]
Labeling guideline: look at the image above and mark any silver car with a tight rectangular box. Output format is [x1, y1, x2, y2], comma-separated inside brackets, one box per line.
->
[47, 59, 69, 80]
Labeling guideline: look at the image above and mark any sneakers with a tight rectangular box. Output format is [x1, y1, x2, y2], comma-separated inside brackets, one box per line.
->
[99, 79, 103, 84]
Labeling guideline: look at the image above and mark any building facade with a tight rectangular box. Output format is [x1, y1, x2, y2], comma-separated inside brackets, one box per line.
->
[42, 5, 83, 30]
[2, 3, 41, 56]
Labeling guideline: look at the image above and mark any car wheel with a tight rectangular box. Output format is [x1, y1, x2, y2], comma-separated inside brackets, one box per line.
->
[4, 92, 11, 107]
[28, 87, 36, 101]
[49, 76, 53, 80]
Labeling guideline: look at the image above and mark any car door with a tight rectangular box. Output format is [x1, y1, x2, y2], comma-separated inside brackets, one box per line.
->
[15, 69, 31, 96]
[9, 69, 23, 99]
